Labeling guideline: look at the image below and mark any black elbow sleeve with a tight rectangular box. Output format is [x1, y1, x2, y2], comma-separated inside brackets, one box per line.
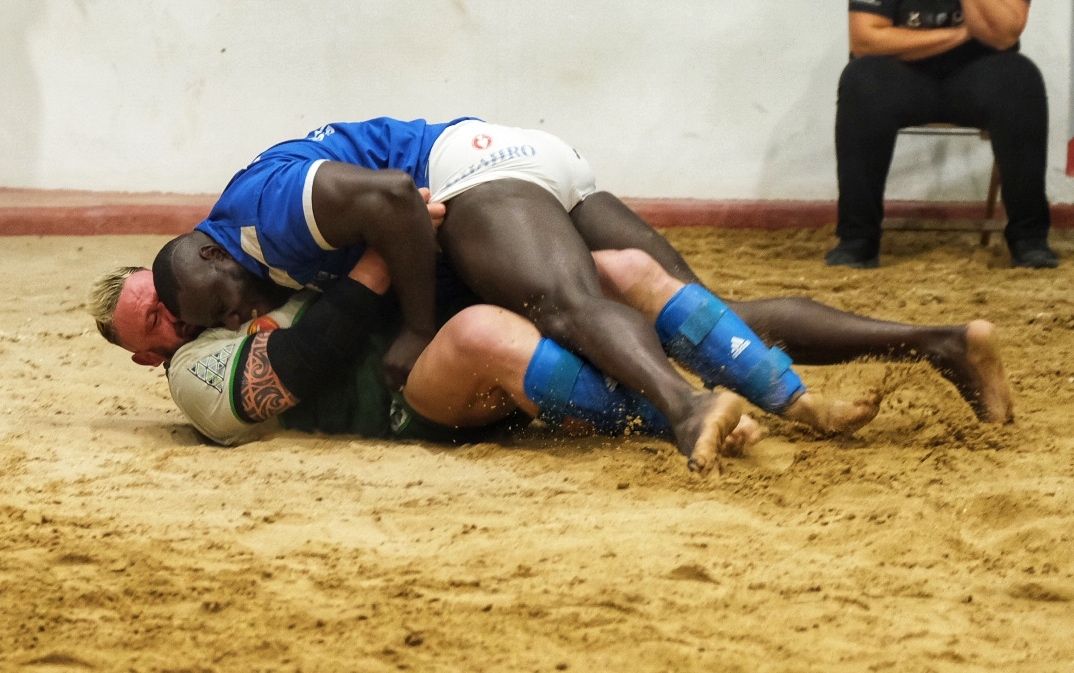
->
[266, 279, 384, 400]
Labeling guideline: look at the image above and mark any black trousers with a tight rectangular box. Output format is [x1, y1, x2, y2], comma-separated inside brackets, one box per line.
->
[835, 50, 1050, 248]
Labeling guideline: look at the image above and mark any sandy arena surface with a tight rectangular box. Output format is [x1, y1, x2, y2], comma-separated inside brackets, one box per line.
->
[2, 228, 1073, 672]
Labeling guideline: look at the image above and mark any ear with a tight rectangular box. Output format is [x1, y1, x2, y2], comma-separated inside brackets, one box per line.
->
[158, 301, 180, 323]
[132, 351, 166, 367]
[199, 243, 232, 261]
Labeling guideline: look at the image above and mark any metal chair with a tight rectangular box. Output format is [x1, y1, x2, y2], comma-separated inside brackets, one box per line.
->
[881, 124, 1002, 246]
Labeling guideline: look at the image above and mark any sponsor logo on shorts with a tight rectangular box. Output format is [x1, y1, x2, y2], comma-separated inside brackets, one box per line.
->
[389, 398, 411, 433]
[472, 134, 493, 150]
[441, 145, 538, 191]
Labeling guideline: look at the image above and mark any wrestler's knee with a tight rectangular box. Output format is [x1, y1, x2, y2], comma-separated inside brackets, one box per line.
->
[593, 247, 663, 285]
[437, 306, 513, 358]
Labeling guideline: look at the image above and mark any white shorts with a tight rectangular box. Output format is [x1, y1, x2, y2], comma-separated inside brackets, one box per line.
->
[428, 120, 597, 210]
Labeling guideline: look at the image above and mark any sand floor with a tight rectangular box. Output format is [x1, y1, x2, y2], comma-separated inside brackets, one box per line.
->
[1, 228, 1073, 672]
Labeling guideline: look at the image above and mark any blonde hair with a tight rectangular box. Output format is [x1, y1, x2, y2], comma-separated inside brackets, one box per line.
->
[88, 266, 145, 345]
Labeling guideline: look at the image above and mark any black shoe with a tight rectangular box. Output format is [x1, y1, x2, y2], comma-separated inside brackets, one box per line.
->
[1009, 239, 1059, 269]
[825, 239, 879, 269]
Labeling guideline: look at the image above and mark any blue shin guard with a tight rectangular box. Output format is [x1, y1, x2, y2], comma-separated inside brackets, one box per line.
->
[522, 338, 670, 437]
[655, 284, 805, 414]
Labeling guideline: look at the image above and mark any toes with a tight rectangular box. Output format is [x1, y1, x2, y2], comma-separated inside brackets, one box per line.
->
[688, 451, 721, 476]
[681, 392, 742, 476]
[722, 434, 745, 458]
[722, 414, 765, 457]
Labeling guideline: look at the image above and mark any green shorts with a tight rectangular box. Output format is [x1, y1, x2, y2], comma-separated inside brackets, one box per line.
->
[280, 279, 528, 444]
[388, 392, 531, 445]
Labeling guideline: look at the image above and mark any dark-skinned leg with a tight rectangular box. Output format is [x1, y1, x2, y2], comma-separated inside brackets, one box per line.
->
[439, 179, 741, 472]
[722, 297, 1012, 423]
[591, 248, 881, 435]
[570, 191, 1012, 423]
[569, 191, 702, 285]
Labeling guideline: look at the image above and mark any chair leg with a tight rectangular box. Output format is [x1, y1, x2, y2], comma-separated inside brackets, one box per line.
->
[982, 160, 1002, 247]
[985, 161, 1001, 218]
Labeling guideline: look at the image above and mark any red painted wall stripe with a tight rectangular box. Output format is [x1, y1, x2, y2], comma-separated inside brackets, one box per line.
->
[1, 189, 1073, 236]
[1067, 137, 1074, 177]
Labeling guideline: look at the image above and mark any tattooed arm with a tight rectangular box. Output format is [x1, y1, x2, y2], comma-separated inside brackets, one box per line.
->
[236, 331, 300, 422]
[233, 260, 390, 424]
[166, 251, 391, 444]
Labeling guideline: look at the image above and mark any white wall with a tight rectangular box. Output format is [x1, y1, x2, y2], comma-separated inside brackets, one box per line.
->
[2, 0, 1071, 202]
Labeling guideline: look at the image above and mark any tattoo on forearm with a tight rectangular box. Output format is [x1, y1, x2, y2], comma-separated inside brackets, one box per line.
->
[241, 332, 298, 421]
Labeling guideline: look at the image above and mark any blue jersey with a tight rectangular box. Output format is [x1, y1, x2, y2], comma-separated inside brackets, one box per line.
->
[196, 117, 475, 289]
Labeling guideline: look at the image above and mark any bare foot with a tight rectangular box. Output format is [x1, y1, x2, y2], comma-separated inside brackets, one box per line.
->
[673, 391, 744, 476]
[722, 413, 767, 457]
[783, 390, 882, 435]
[932, 320, 1014, 423]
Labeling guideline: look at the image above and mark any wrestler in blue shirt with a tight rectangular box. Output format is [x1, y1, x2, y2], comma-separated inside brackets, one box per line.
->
[198, 117, 473, 289]
[154, 117, 475, 388]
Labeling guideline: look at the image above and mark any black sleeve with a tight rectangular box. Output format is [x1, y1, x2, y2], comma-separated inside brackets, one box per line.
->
[264, 278, 385, 401]
[849, 0, 895, 19]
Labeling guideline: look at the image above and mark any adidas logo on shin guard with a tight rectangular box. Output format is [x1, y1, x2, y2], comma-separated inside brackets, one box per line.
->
[729, 336, 751, 359]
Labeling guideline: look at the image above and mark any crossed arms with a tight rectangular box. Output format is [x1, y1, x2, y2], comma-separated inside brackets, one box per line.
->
[849, 0, 1029, 60]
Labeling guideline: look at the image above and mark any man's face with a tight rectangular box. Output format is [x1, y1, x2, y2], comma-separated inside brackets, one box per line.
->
[113, 270, 199, 366]
[174, 250, 289, 331]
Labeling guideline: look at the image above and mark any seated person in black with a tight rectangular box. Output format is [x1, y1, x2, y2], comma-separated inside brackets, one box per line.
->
[828, 0, 1057, 269]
